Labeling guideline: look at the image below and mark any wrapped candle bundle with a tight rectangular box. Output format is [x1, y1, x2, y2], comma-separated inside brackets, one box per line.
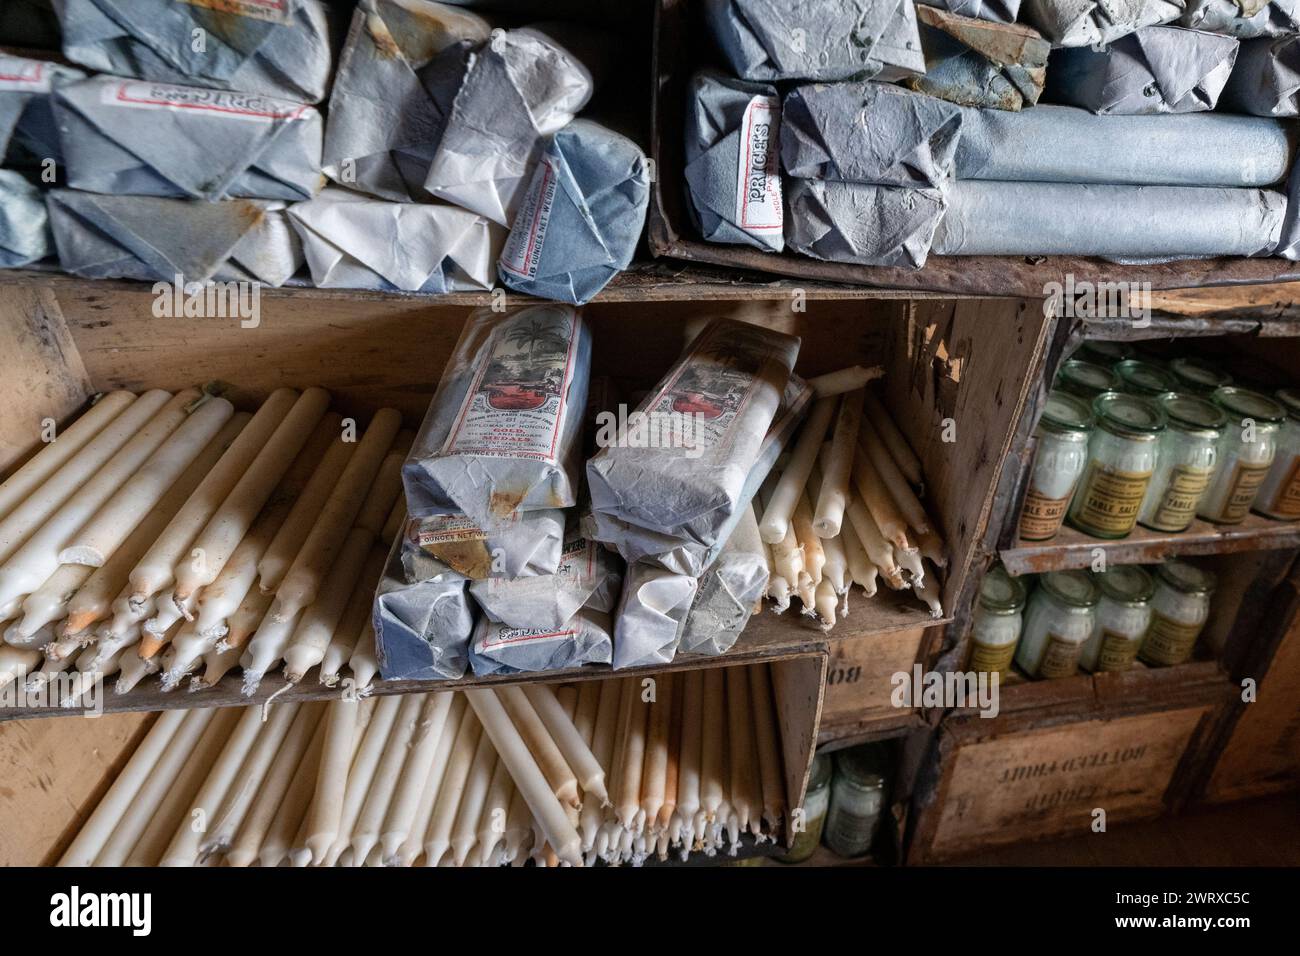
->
[322, 0, 491, 201]
[53, 0, 334, 104]
[703, 0, 926, 81]
[47, 191, 304, 286]
[424, 25, 598, 225]
[917, 0, 1021, 21]
[611, 562, 697, 669]
[1180, 0, 1300, 36]
[406, 510, 563, 583]
[0, 172, 52, 268]
[374, 534, 475, 682]
[469, 607, 613, 675]
[587, 319, 800, 575]
[288, 188, 500, 293]
[684, 70, 785, 253]
[468, 522, 622, 629]
[53, 75, 324, 202]
[0, 53, 83, 163]
[679, 506, 769, 656]
[906, 6, 1050, 111]
[954, 105, 1296, 185]
[1221, 35, 1300, 115]
[784, 179, 948, 269]
[933, 180, 1286, 258]
[404, 305, 591, 528]
[780, 82, 963, 189]
[1048, 25, 1240, 114]
[1022, 0, 1185, 47]
[498, 120, 651, 305]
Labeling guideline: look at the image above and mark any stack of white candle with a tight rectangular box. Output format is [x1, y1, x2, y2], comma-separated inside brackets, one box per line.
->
[758, 379, 945, 628]
[0, 388, 407, 703]
[59, 662, 787, 867]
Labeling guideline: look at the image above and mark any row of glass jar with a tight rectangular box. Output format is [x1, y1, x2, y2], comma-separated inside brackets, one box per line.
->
[968, 559, 1215, 680]
[777, 744, 890, 863]
[1018, 382, 1300, 542]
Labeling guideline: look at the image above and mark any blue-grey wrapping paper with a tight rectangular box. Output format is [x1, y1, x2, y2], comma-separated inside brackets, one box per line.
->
[47, 189, 303, 285]
[917, 0, 1021, 21]
[1022, 0, 1185, 47]
[0, 171, 52, 268]
[54, 75, 324, 202]
[782, 82, 962, 188]
[403, 510, 564, 582]
[685, 70, 785, 253]
[469, 607, 612, 676]
[907, 5, 1050, 111]
[1049, 25, 1239, 114]
[498, 120, 649, 305]
[51, 0, 333, 104]
[678, 505, 768, 657]
[0, 54, 84, 165]
[1180, 0, 1300, 38]
[611, 561, 697, 670]
[1221, 35, 1300, 115]
[703, 0, 926, 81]
[785, 178, 948, 268]
[375, 529, 474, 682]
[322, 0, 489, 201]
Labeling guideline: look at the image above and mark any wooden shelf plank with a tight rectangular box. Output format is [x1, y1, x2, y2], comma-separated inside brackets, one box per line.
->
[1000, 512, 1300, 576]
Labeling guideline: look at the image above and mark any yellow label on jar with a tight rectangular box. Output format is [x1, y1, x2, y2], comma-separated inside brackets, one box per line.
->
[1216, 461, 1271, 523]
[1073, 463, 1152, 536]
[1139, 612, 1203, 667]
[1037, 633, 1082, 679]
[1096, 630, 1141, 672]
[1149, 465, 1213, 531]
[1019, 489, 1073, 541]
[970, 639, 1017, 675]
[1268, 455, 1300, 519]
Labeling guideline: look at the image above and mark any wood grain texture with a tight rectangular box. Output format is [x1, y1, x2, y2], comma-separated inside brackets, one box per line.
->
[819, 626, 930, 737]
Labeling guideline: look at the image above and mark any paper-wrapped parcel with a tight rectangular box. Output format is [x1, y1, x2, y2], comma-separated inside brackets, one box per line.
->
[374, 523, 475, 681]
[685, 70, 784, 253]
[1049, 25, 1239, 114]
[0, 53, 83, 163]
[470, 607, 613, 676]
[322, 0, 490, 201]
[498, 120, 651, 305]
[54, 75, 324, 202]
[785, 179, 948, 269]
[404, 304, 591, 528]
[404, 509, 564, 582]
[917, 0, 1021, 22]
[933, 180, 1286, 258]
[424, 25, 597, 225]
[588, 318, 800, 575]
[47, 190, 303, 285]
[679, 505, 769, 656]
[1021, 0, 1184, 47]
[0, 171, 52, 268]
[907, 5, 1049, 111]
[52, 0, 334, 104]
[1180, 0, 1300, 37]
[1221, 35, 1300, 116]
[954, 105, 1296, 185]
[287, 188, 500, 292]
[611, 562, 697, 670]
[703, 0, 926, 81]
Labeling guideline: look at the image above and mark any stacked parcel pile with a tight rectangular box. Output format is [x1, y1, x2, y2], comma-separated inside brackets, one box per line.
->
[688, 0, 1300, 267]
[59, 664, 788, 867]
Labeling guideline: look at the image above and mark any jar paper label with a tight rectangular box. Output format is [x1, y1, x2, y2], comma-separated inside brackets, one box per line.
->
[970, 639, 1016, 675]
[1216, 460, 1271, 523]
[1139, 612, 1203, 666]
[1149, 464, 1213, 531]
[1072, 463, 1152, 536]
[1097, 629, 1141, 672]
[1267, 455, 1300, 519]
[1019, 489, 1072, 541]
[1037, 633, 1082, 679]
[734, 95, 782, 234]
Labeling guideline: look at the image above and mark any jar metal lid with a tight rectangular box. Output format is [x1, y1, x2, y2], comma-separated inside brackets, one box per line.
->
[1275, 387, 1300, 420]
[1093, 391, 1166, 436]
[1156, 559, 1216, 596]
[980, 564, 1027, 613]
[1040, 390, 1095, 434]
[1076, 340, 1135, 366]
[808, 752, 832, 792]
[1095, 564, 1155, 606]
[1212, 386, 1286, 425]
[1115, 359, 1178, 397]
[1057, 360, 1119, 399]
[834, 744, 888, 790]
[1040, 569, 1101, 608]
[1159, 392, 1228, 433]
[1170, 357, 1232, 393]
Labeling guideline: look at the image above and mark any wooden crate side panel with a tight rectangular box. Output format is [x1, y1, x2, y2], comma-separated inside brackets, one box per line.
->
[772, 653, 828, 847]
[924, 706, 1209, 861]
[821, 627, 929, 728]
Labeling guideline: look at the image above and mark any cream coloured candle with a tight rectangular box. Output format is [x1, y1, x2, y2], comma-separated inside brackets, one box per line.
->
[917, 529, 947, 569]
[860, 417, 935, 537]
[138, 586, 190, 659]
[522, 683, 608, 806]
[202, 701, 300, 857]
[659, 680, 684, 832]
[198, 640, 242, 690]
[0, 644, 40, 688]
[424, 704, 483, 867]
[503, 787, 533, 864]
[676, 670, 704, 843]
[380, 499, 405, 548]
[304, 698, 363, 862]
[114, 644, 159, 693]
[846, 496, 900, 588]
[815, 579, 838, 629]
[159, 622, 212, 690]
[814, 389, 863, 537]
[700, 667, 726, 820]
[239, 607, 303, 694]
[281, 526, 373, 683]
[219, 588, 272, 653]
[321, 545, 386, 687]
[851, 446, 912, 551]
[759, 397, 835, 544]
[399, 695, 466, 867]
[476, 758, 515, 866]
[451, 729, 498, 866]
[915, 560, 944, 618]
[499, 685, 581, 809]
[353, 440, 410, 536]
[749, 664, 786, 832]
[792, 490, 825, 589]
[863, 391, 923, 485]
[321, 694, 398, 868]
[11, 563, 93, 642]
[348, 620, 379, 691]
[381, 692, 455, 864]
[574, 680, 600, 747]
[640, 672, 673, 830]
[581, 678, 620, 852]
[259, 711, 327, 867]
[807, 365, 884, 398]
[611, 678, 648, 829]
[352, 692, 425, 866]
[726, 666, 761, 833]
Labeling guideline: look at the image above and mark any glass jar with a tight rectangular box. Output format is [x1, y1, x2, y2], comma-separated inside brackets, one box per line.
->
[1114, 359, 1178, 399]
[775, 753, 830, 863]
[1137, 393, 1227, 532]
[968, 564, 1027, 676]
[1198, 387, 1285, 524]
[824, 745, 888, 858]
[1079, 565, 1154, 672]
[1056, 360, 1119, 401]
[1074, 340, 1135, 367]
[1068, 393, 1166, 539]
[1139, 560, 1215, 667]
[1015, 570, 1100, 679]
[1019, 391, 1094, 541]
[1253, 388, 1300, 520]
[1169, 357, 1232, 396]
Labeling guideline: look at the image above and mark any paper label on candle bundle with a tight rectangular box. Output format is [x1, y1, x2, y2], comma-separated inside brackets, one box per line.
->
[1150, 465, 1213, 531]
[1268, 456, 1300, 518]
[1139, 613, 1202, 666]
[1073, 464, 1152, 536]
[0, 56, 47, 90]
[1097, 630, 1141, 671]
[442, 308, 580, 463]
[500, 155, 559, 282]
[181, 0, 292, 24]
[1217, 461, 1271, 522]
[99, 79, 309, 122]
[734, 95, 782, 233]
[479, 624, 577, 650]
[969, 639, 1017, 676]
[417, 514, 490, 546]
[1037, 633, 1082, 679]
[1019, 489, 1072, 540]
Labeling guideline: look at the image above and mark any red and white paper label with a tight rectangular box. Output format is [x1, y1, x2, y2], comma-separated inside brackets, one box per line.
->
[734, 95, 782, 233]
[101, 79, 308, 122]
[0, 56, 47, 92]
[181, 0, 292, 25]
[500, 154, 559, 281]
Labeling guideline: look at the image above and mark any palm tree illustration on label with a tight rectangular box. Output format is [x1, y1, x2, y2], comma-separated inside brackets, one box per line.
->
[668, 335, 764, 420]
[483, 313, 570, 411]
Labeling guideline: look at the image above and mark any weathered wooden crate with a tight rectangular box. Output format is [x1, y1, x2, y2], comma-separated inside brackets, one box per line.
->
[818, 625, 941, 745]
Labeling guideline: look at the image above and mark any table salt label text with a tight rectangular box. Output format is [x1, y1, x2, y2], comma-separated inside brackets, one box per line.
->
[1073, 463, 1152, 536]
[969, 638, 1016, 676]
[1217, 460, 1272, 522]
[1037, 632, 1083, 679]
[1097, 629, 1141, 671]
[1139, 612, 1202, 666]
[1149, 464, 1213, 531]
[734, 95, 782, 232]
[1268, 455, 1300, 518]
[1018, 488, 1071, 540]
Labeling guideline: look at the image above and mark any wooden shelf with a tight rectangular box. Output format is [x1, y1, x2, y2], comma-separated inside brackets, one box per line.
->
[1000, 512, 1300, 576]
